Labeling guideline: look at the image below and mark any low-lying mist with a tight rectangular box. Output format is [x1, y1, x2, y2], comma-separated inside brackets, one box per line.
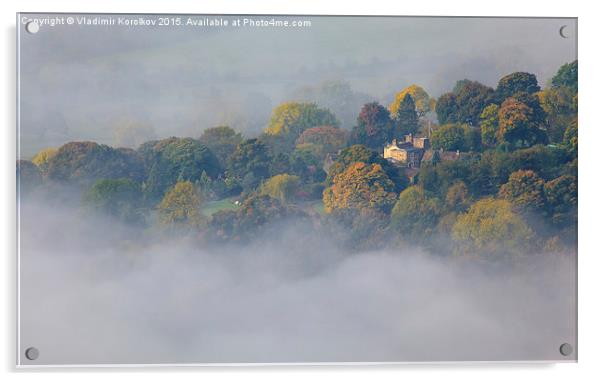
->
[19, 196, 576, 364]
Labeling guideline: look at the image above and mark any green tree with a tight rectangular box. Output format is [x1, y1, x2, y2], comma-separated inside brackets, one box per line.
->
[544, 174, 577, 227]
[226, 138, 272, 191]
[538, 87, 577, 143]
[496, 72, 541, 101]
[435, 92, 459, 125]
[17, 160, 42, 196]
[390, 185, 441, 242]
[158, 181, 204, 228]
[479, 104, 499, 147]
[323, 162, 397, 213]
[563, 119, 578, 157]
[454, 80, 496, 126]
[391, 94, 419, 137]
[551, 60, 578, 93]
[430, 123, 480, 152]
[498, 169, 546, 213]
[452, 198, 534, 259]
[445, 181, 471, 213]
[47, 142, 145, 186]
[83, 178, 146, 225]
[139, 137, 221, 201]
[199, 126, 243, 167]
[350, 102, 394, 149]
[259, 174, 301, 204]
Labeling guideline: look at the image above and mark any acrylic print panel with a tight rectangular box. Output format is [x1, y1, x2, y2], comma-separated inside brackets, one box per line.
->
[16, 14, 577, 366]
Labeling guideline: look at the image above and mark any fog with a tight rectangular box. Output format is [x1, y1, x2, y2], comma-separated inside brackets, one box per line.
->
[18, 196, 576, 364]
[18, 15, 577, 156]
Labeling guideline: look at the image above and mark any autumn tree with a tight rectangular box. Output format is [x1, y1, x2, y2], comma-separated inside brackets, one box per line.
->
[31, 147, 58, 173]
[323, 162, 397, 213]
[390, 185, 441, 242]
[199, 125, 243, 167]
[389, 84, 434, 117]
[259, 174, 301, 204]
[390, 94, 419, 137]
[538, 86, 576, 143]
[350, 102, 394, 149]
[498, 169, 546, 213]
[496, 72, 541, 101]
[158, 181, 204, 228]
[83, 178, 146, 225]
[497, 97, 547, 148]
[139, 137, 221, 201]
[452, 198, 534, 259]
[479, 104, 499, 148]
[445, 181, 471, 213]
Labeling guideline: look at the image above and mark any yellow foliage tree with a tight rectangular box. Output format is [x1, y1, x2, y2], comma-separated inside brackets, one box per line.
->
[451, 198, 533, 259]
[31, 147, 58, 172]
[389, 84, 434, 117]
[158, 181, 204, 228]
[323, 162, 397, 213]
[259, 174, 301, 204]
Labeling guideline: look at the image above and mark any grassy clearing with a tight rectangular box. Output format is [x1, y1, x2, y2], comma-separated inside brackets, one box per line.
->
[201, 197, 239, 217]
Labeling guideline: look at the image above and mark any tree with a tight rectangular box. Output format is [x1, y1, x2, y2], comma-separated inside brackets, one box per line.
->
[479, 104, 499, 148]
[496, 72, 541, 101]
[325, 144, 406, 192]
[453, 80, 496, 126]
[158, 181, 204, 228]
[389, 84, 434, 117]
[83, 178, 146, 225]
[323, 162, 397, 213]
[445, 181, 471, 213]
[544, 175, 577, 227]
[47, 142, 145, 186]
[430, 123, 479, 152]
[208, 194, 306, 242]
[497, 97, 547, 148]
[199, 126, 243, 167]
[259, 174, 301, 204]
[538, 86, 576, 143]
[288, 146, 326, 184]
[452, 198, 534, 259]
[226, 138, 272, 191]
[17, 160, 42, 196]
[390, 185, 441, 242]
[296, 125, 347, 158]
[265, 102, 338, 139]
[139, 137, 221, 201]
[350, 102, 394, 149]
[435, 92, 459, 125]
[563, 119, 577, 157]
[498, 169, 546, 213]
[551, 60, 578, 93]
[31, 147, 58, 173]
[391, 94, 419, 137]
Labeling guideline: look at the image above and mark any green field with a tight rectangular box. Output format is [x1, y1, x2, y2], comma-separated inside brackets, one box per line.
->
[201, 197, 239, 217]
